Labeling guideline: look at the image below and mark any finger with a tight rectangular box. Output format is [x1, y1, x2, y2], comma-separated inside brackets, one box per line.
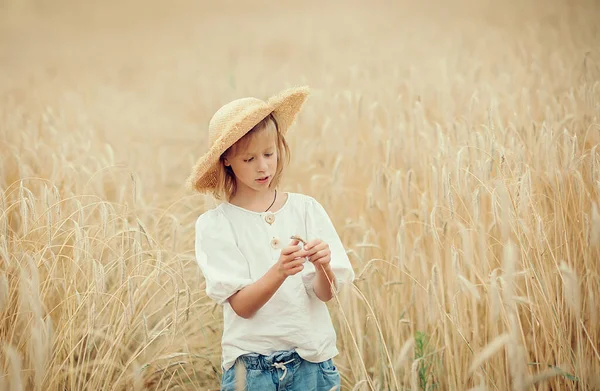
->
[304, 239, 321, 251]
[286, 260, 305, 271]
[289, 249, 309, 260]
[281, 244, 301, 255]
[286, 259, 306, 269]
[309, 249, 328, 263]
[286, 256, 307, 267]
[289, 264, 305, 274]
[313, 261, 331, 273]
[306, 243, 327, 257]
[291, 235, 307, 245]
[289, 238, 300, 247]
[314, 258, 331, 268]
[316, 255, 331, 266]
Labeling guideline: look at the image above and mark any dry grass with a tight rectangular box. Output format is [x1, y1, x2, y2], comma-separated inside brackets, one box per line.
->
[1, 0, 599, 389]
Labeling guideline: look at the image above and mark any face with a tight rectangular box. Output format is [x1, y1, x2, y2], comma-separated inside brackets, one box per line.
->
[223, 131, 278, 195]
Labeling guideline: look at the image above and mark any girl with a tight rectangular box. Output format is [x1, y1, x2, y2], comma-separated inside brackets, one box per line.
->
[186, 86, 355, 391]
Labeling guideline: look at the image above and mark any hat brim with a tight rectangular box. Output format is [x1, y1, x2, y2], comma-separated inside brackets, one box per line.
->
[185, 85, 310, 194]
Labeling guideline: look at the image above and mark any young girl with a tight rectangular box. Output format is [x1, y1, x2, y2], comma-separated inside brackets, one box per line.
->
[186, 86, 355, 391]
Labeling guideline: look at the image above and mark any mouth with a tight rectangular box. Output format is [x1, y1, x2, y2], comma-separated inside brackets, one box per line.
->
[256, 176, 270, 184]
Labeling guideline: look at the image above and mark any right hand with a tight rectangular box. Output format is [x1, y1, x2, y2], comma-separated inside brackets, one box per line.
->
[274, 239, 308, 278]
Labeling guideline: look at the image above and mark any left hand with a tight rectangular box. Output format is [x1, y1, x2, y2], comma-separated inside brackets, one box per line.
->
[304, 239, 331, 270]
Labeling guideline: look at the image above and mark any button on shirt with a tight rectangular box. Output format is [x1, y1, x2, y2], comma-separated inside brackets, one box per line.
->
[194, 192, 356, 371]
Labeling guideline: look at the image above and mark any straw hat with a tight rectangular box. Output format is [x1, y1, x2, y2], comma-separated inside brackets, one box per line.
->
[186, 85, 310, 193]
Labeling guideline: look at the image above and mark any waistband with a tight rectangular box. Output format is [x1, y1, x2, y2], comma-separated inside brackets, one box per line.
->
[236, 350, 301, 371]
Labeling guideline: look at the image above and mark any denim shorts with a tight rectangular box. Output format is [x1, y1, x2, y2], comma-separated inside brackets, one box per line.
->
[220, 350, 340, 391]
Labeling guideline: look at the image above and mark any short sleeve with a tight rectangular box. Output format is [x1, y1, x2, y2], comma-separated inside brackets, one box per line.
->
[301, 196, 356, 296]
[195, 209, 253, 305]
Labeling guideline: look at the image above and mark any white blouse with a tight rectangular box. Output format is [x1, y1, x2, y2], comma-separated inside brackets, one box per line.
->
[194, 192, 356, 370]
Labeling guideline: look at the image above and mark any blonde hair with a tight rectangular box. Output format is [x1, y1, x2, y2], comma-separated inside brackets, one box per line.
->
[212, 113, 290, 201]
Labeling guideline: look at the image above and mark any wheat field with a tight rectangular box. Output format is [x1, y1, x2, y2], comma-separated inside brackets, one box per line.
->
[1, 0, 599, 389]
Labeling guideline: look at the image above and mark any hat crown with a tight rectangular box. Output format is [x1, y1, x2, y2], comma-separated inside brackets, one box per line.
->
[208, 97, 267, 144]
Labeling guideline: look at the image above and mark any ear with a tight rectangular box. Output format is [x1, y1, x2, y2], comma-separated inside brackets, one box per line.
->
[223, 157, 231, 167]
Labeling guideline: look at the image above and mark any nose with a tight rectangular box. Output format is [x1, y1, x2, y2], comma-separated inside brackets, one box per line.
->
[257, 156, 268, 171]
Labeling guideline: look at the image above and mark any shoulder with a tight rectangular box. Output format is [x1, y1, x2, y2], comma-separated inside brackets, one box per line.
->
[287, 191, 319, 205]
[194, 204, 230, 232]
[287, 192, 328, 214]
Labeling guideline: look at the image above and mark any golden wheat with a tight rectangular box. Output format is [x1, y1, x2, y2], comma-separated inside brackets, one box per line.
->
[1, 0, 599, 389]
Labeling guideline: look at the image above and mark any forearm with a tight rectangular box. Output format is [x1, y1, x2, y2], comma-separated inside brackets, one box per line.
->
[228, 266, 286, 319]
[313, 265, 337, 302]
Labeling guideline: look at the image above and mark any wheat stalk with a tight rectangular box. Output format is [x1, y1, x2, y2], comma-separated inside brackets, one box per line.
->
[1, 3, 600, 389]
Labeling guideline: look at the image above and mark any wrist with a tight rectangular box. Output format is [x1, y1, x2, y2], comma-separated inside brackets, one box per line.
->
[313, 265, 336, 302]
[316, 264, 336, 286]
[316, 263, 332, 274]
[270, 264, 288, 282]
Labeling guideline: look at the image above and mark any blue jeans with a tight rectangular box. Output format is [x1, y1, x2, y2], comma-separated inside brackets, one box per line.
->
[220, 350, 341, 391]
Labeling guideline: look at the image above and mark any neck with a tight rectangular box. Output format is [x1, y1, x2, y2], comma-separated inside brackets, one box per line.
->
[230, 187, 277, 212]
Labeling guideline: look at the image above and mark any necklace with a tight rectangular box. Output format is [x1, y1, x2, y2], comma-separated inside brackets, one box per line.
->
[264, 189, 277, 212]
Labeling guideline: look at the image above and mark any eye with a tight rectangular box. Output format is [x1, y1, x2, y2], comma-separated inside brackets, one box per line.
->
[265, 153, 273, 157]
[244, 157, 254, 163]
